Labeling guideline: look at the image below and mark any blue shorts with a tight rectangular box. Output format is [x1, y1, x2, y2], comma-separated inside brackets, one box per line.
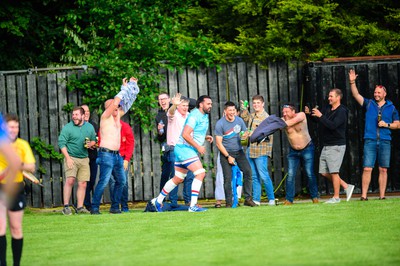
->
[363, 139, 391, 168]
[174, 144, 199, 169]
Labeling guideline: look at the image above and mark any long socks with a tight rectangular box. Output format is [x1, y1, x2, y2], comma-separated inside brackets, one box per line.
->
[12, 238, 23, 266]
[0, 235, 6, 265]
[190, 178, 203, 207]
[156, 179, 177, 203]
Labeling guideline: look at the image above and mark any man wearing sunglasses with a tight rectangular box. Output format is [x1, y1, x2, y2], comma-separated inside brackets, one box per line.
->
[349, 69, 399, 201]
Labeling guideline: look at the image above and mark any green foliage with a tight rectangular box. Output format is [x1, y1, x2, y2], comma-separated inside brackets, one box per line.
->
[30, 137, 64, 174]
[183, 0, 400, 62]
[58, 0, 218, 131]
[2, 0, 400, 128]
[62, 103, 74, 113]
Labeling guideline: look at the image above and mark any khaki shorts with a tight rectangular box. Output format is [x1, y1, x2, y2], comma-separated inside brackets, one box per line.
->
[64, 157, 90, 182]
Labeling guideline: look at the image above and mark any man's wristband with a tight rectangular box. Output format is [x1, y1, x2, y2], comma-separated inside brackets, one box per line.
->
[388, 123, 391, 128]
[225, 154, 230, 159]
[349, 81, 355, 84]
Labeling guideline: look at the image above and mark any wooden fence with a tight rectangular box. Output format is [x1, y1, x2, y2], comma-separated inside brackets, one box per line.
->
[0, 58, 399, 208]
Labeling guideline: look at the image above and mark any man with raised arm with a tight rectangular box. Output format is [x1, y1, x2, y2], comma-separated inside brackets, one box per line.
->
[349, 69, 399, 200]
[91, 77, 139, 214]
[281, 104, 319, 205]
[151, 95, 213, 212]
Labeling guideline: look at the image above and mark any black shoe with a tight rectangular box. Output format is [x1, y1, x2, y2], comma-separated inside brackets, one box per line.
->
[244, 199, 256, 207]
[360, 197, 368, 201]
[91, 209, 101, 215]
[110, 209, 122, 214]
[379, 197, 386, 200]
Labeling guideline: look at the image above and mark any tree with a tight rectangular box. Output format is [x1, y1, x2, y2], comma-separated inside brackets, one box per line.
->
[0, 0, 73, 70]
[183, 0, 400, 62]
[57, 0, 219, 131]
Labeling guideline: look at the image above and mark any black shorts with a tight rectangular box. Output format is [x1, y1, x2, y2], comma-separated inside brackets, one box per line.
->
[0, 183, 26, 212]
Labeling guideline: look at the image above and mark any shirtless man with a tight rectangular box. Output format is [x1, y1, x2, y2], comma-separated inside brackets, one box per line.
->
[91, 77, 139, 214]
[282, 104, 319, 205]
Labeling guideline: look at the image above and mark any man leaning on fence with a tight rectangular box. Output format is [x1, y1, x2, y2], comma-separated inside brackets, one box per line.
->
[349, 69, 399, 200]
[59, 106, 97, 215]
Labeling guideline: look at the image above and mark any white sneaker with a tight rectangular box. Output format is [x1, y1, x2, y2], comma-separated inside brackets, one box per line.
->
[325, 197, 341, 204]
[345, 184, 355, 202]
[253, 200, 261, 206]
[268, 200, 276, 206]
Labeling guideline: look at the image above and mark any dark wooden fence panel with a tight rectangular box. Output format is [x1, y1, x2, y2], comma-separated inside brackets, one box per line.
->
[1, 58, 399, 207]
[304, 58, 400, 195]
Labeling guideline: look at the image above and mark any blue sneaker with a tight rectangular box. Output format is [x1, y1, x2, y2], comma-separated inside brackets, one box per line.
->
[151, 198, 163, 212]
[188, 205, 207, 212]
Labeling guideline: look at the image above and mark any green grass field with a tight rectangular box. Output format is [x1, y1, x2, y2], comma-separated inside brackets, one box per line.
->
[5, 198, 400, 266]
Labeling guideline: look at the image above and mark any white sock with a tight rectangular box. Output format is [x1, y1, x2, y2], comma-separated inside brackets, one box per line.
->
[157, 179, 177, 203]
[190, 178, 203, 207]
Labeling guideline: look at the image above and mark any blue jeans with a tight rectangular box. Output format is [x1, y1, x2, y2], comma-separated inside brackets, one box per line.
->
[363, 139, 391, 168]
[109, 164, 129, 211]
[286, 142, 319, 202]
[247, 150, 275, 202]
[84, 157, 98, 209]
[92, 151, 126, 212]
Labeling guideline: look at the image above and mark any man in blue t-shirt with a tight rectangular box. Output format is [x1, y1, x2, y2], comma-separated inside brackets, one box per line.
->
[349, 69, 399, 200]
[215, 101, 255, 208]
[151, 95, 214, 212]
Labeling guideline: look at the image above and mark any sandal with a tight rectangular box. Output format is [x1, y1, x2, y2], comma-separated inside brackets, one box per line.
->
[360, 197, 368, 201]
[214, 203, 221, 208]
[379, 197, 386, 200]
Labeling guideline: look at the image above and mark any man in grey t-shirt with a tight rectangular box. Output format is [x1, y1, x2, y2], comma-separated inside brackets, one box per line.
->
[215, 101, 255, 208]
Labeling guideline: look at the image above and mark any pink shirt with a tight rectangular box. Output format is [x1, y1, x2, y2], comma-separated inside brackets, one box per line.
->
[167, 110, 189, 146]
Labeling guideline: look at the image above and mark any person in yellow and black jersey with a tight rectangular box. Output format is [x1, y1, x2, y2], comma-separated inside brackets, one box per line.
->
[0, 113, 35, 266]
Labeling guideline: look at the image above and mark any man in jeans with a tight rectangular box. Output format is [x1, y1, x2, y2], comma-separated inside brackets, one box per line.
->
[240, 95, 276, 206]
[215, 101, 255, 208]
[91, 77, 139, 214]
[282, 104, 319, 205]
[307, 89, 355, 203]
[349, 69, 399, 200]
[104, 120, 134, 212]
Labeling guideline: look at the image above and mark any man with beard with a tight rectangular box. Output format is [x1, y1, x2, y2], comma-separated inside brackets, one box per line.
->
[59, 107, 97, 215]
[91, 77, 139, 214]
[152, 95, 213, 212]
[155, 93, 196, 206]
[349, 69, 399, 200]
